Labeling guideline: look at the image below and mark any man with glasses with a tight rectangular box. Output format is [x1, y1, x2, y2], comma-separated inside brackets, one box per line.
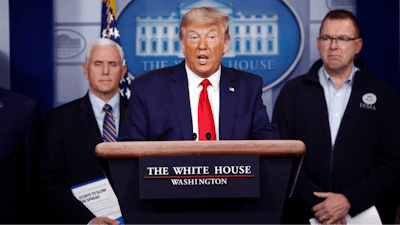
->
[273, 9, 400, 224]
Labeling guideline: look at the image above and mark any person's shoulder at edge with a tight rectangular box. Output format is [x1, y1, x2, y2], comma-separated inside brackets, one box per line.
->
[136, 63, 182, 82]
[1, 87, 38, 108]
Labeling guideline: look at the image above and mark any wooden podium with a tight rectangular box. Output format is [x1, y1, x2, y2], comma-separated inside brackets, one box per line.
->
[96, 140, 305, 224]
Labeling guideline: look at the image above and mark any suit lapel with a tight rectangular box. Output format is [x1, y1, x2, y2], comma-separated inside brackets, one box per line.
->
[168, 62, 193, 140]
[219, 66, 237, 140]
[78, 94, 103, 143]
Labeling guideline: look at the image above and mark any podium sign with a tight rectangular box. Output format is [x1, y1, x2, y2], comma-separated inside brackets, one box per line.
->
[139, 155, 260, 199]
[96, 140, 306, 224]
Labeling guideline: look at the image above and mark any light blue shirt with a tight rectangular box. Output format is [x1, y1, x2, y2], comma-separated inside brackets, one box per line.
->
[318, 65, 359, 145]
[88, 91, 120, 137]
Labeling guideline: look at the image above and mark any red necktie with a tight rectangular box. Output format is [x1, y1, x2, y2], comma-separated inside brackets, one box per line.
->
[198, 79, 216, 140]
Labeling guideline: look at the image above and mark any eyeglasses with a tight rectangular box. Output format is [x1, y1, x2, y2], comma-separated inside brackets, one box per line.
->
[319, 35, 359, 45]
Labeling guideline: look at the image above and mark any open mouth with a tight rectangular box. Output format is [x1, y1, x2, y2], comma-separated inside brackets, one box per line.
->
[197, 55, 209, 64]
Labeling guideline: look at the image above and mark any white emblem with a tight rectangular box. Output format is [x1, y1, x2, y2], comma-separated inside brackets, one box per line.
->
[362, 93, 377, 105]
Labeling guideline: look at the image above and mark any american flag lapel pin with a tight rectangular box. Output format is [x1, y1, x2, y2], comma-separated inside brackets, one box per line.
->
[0, 102, 3, 108]
[229, 87, 235, 92]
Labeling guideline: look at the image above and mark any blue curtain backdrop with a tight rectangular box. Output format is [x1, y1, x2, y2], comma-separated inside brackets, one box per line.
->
[357, 0, 400, 103]
[7, 0, 400, 117]
[9, 0, 54, 118]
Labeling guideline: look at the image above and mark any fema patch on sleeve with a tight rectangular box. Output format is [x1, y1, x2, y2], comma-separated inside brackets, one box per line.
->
[117, 0, 304, 91]
[362, 93, 377, 105]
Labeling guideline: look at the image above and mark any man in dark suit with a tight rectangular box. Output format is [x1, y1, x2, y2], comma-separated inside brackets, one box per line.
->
[119, 7, 278, 141]
[41, 38, 128, 224]
[0, 87, 45, 223]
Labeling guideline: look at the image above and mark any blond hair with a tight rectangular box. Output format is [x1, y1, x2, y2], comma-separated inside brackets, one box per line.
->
[180, 7, 230, 41]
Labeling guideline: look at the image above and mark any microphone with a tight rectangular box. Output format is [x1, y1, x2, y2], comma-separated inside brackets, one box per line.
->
[206, 132, 211, 141]
[192, 133, 197, 140]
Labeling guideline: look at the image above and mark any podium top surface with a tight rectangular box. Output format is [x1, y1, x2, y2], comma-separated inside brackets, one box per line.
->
[95, 140, 305, 159]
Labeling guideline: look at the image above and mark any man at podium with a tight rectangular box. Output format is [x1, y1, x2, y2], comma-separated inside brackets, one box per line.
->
[119, 7, 278, 141]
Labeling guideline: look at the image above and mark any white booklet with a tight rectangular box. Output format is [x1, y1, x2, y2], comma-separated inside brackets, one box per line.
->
[310, 205, 382, 225]
[71, 177, 124, 224]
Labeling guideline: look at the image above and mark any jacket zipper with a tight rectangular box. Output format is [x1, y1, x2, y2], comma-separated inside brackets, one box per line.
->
[330, 144, 334, 191]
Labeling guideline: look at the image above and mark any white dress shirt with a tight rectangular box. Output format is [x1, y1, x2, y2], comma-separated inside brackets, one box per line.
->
[88, 91, 121, 137]
[186, 63, 220, 141]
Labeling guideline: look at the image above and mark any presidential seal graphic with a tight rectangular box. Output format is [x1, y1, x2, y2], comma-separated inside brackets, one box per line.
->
[117, 0, 304, 90]
[362, 93, 377, 105]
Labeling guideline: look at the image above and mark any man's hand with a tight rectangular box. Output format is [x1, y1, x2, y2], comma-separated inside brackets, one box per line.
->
[89, 217, 120, 225]
[312, 192, 351, 224]
[333, 217, 347, 224]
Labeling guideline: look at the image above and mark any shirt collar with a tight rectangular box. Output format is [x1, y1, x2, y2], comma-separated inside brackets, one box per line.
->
[186, 63, 221, 92]
[322, 64, 359, 83]
[88, 90, 120, 117]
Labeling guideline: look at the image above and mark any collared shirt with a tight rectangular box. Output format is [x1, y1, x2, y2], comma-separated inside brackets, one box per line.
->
[186, 63, 221, 141]
[318, 64, 359, 145]
[88, 91, 121, 137]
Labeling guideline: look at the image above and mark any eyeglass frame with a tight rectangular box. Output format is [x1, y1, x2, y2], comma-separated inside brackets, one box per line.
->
[318, 35, 360, 45]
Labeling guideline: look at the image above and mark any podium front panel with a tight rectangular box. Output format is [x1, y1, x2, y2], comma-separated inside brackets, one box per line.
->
[107, 157, 294, 224]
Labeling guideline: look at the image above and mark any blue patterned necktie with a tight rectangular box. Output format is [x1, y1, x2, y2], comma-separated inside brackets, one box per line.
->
[103, 104, 117, 142]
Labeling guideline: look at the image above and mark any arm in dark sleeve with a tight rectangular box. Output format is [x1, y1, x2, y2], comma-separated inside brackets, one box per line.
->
[272, 82, 324, 208]
[250, 76, 279, 140]
[40, 112, 94, 223]
[119, 78, 148, 141]
[342, 88, 400, 216]
[24, 101, 44, 200]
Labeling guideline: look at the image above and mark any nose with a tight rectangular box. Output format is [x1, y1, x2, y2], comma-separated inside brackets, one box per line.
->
[198, 36, 206, 50]
[329, 38, 338, 49]
[103, 64, 109, 75]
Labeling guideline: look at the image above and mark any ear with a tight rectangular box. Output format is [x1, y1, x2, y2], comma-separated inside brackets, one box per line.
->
[83, 63, 89, 79]
[223, 38, 230, 54]
[354, 38, 363, 54]
[121, 65, 128, 80]
[317, 37, 321, 53]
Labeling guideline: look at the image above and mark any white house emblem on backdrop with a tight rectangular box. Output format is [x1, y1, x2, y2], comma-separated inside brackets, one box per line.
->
[117, 0, 304, 90]
[54, 29, 86, 59]
[135, 9, 278, 57]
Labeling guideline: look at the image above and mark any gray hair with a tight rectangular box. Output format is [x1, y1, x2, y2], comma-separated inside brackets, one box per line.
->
[85, 38, 125, 65]
[180, 7, 230, 42]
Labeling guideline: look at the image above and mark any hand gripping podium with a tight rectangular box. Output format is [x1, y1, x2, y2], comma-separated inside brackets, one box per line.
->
[95, 140, 305, 224]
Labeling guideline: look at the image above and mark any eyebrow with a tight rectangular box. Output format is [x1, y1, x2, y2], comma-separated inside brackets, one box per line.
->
[187, 29, 199, 35]
[206, 29, 218, 35]
[320, 34, 351, 37]
[93, 60, 119, 64]
[187, 28, 218, 35]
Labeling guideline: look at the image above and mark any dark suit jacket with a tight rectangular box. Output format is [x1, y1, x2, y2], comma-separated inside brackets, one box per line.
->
[0, 87, 44, 223]
[41, 93, 128, 223]
[119, 61, 278, 141]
